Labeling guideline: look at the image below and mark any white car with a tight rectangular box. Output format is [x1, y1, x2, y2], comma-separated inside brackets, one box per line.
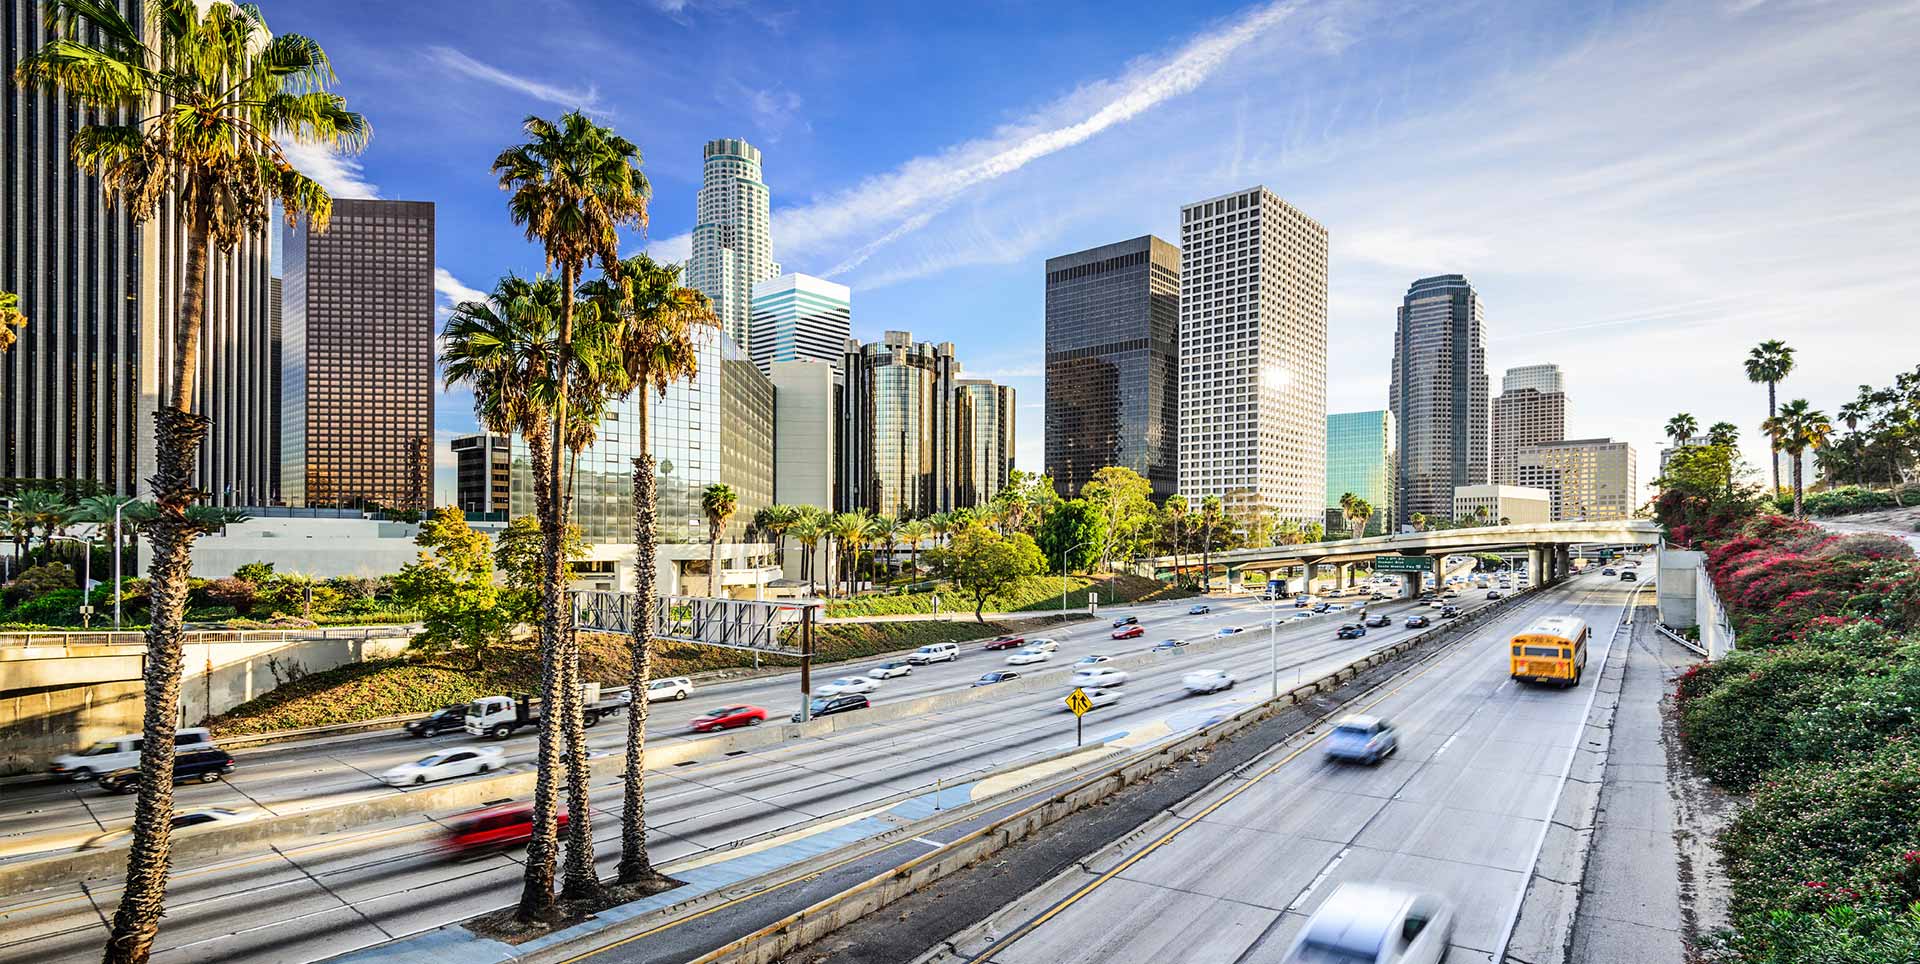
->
[645, 677, 694, 702]
[1081, 687, 1122, 709]
[867, 661, 914, 679]
[1071, 668, 1130, 688]
[1281, 883, 1454, 964]
[817, 676, 880, 697]
[380, 746, 506, 787]
[1075, 654, 1112, 666]
[1182, 669, 1235, 694]
[1025, 638, 1059, 652]
[1006, 647, 1053, 666]
[81, 808, 256, 849]
[1215, 626, 1243, 636]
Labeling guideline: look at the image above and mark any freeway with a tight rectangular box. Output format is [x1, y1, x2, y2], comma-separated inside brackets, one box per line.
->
[925, 569, 1636, 964]
[0, 573, 1503, 964]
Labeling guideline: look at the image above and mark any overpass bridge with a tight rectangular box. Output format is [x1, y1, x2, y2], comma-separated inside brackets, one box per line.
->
[1131, 519, 1662, 594]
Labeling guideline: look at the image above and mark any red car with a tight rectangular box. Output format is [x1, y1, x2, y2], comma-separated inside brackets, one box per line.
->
[442, 803, 568, 856]
[1111, 625, 1145, 640]
[689, 705, 767, 732]
[984, 635, 1027, 651]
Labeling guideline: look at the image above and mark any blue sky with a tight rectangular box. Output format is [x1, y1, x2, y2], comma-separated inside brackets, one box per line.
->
[271, 0, 1920, 504]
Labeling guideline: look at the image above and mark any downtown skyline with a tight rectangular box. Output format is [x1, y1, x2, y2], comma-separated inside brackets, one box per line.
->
[159, 0, 1916, 505]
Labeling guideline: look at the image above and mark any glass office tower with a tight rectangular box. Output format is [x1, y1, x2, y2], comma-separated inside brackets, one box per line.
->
[1325, 410, 1397, 535]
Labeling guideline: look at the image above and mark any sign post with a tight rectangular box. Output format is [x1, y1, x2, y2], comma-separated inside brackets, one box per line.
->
[1064, 687, 1093, 746]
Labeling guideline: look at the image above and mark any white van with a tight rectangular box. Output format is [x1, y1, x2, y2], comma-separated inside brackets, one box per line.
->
[50, 728, 215, 782]
[905, 643, 959, 665]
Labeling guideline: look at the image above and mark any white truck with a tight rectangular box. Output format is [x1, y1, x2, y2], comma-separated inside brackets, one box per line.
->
[465, 683, 629, 739]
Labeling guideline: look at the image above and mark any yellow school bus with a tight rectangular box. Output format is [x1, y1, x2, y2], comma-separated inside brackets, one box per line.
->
[1510, 616, 1590, 686]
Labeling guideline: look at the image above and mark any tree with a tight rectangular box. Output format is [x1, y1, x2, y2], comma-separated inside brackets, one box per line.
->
[788, 513, 824, 590]
[1762, 399, 1834, 517]
[0, 291, 24, 353]
[828, 512, 869, 597]
[1034, 498, 1102, 576]
[898, 519, 930, 578]
[15, 5, 367, 956]
[232, 562, 276, 585]
[13, 488, 71, 564]
[1080, 467, 1153, 573]
[1163, 495, 1189, 586]
[392, 509, 506, 671]
[1304, 521, 1326, 543]
[928, 524, 1045, 621]
[1198, 496, 1223, 590]
[701, 484, 738, 596]
[1746, 339, 1796, 496]
[867, 515, 898, 582]
[1665, 413, 1699, 448]
[755, 504, 800, 572]
[1409, 512, 1428, 533]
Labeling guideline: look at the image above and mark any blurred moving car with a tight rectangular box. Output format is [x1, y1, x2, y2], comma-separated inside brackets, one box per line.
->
[1025, 638, 1059, 652]
[405, 704, 470, 738]
[1111, 615, 1139, 627]
[1112, 625, 1146, 639]
[645, 677, 694, 702]
[1365, 613, 1392, 628]
[380, 746, 505, 786]
[793, 694, 870, 721]
[51, 727, 214, 782]
[1487, 590, 1504, 600]
[1154, 638, 1190, 651]
[1215, 626, 1243, 637]
[1006, 647, 1053, 666]
[972, 671, 1021, 687]
[99, 747, 236, 794]
[441, 802, 568, 856]
[1439, 605, 1461, 619]
[1281, 882, 1453, 964]
[82, 808, 256, 849]
[1601, 567, 1617, 575]
[983, 635, 1028, 651]
[1325, 715, 1398, 764]
[1405, 614, 1431, 628]
[1076, 654, 1112, 666]
[1079, 687, 1122, 709]
[1182, 669, 1234, 694]
[1071, 668, 1129, 688]
[818, 676, 880, 697]
[867, 661, 914, 679]
[1311, 602, 1331, 613]
[688, 705, 767, 732]
[1188, 603, 1211, 614]
[907, 643, 960, 664]
[1620, 570, 1638, 581]
[1337, 623, 1367, 639]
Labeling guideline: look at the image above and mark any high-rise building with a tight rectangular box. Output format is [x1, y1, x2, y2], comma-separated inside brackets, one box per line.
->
[1177, 187, 1328, 521]
[770, 360, 838, 510]
[451, 433, 511, 516]
[1516, 438, 1638, 521]
[1325, 410, 1396, 536]
[1044, 235, 1180, 500]
[4, 2, 274, 506]
[687, 138, 780, 354]
[1502, 364, 1563, 394]
[749, 273, 849, 373]
[839, 332, 959, 517]
[1389, 274, 1489, 524]
[1452, 484, 1552, 525]
[269, 277, 284, 503]
[1492, 364, 1566, 485]
[956, 380, 1017, 508]
[281, 199, 435, 510]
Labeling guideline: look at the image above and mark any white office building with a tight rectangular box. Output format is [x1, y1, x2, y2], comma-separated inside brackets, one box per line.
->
[1502, 363, 1564, 395]
[749, 273, 850, 373]
[1176, 186, 1329, 523]
[686, 138, 781, 353]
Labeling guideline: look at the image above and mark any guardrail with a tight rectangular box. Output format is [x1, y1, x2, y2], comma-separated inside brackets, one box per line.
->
[1657, 624, 1708, 658]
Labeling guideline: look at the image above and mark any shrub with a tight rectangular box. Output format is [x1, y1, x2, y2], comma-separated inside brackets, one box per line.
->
[201, 577, 259, 615]
[1680, 647, 1867, 790]
[6, 588, 84, 626]
[1707, 901, 1920, 964]
[5, 561, 76, 605]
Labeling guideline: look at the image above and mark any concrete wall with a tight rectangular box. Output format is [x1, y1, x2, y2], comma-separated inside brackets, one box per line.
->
[192, 516, 426, 580]
[1655, 547, 1735, 658]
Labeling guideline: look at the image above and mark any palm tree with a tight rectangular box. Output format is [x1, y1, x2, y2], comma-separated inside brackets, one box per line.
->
[493, 111, 648, 911]
[701, 484, 738, 596]
[899, 520, 929, 578]
[1164, 495, 1189, 587]
[1706, 421, 1740, 448]
[1762, 399, 1833, 516]
[1665, 413, 1698, 448]
[829, 512, 868, 597]
[755, 504, 800, 573]
[789, 514, 824, 592]
[1199, 496, 1223, 592]
[0, 291, 24, 353]
[14, 9, 365, 953]
[1746, 340, 1797, 496]
[1410, 512, 1428, 532]
[1348, 496, 1375, 539]
[927, 512, 954, 548]
[867, 515, 898, 583]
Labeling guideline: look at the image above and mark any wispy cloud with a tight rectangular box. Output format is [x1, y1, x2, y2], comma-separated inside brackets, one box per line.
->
[427, 46, 602, 112]
[434, 267, 488, 320]
[281, 141, 380, 199]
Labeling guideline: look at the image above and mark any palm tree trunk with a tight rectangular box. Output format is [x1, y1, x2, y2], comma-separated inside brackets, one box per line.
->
[103, 206, 214, 964]
[619, 396, 665, 885]
[707, 529, 719, 598]
[1767, 382, 1781, 496]
[1792, 453, 1805, 517]
[518, 427, 562, 922]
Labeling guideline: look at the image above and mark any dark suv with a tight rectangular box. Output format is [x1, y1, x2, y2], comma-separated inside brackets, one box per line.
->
[1336, 624, 1367, 639]
[793, 694, 870, 722]
[100, 748, 235, 794]
[404, 704, 469, 738]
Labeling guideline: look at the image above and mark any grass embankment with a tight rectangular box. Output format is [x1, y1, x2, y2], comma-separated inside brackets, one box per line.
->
[203, 616, 1067, 736]
[822, 572, 1197, 618]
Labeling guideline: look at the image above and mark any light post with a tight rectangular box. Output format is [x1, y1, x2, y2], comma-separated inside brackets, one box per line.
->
[51, 534, 94, 629]
[1061, 539, 1094, 613]
[110, 500, 125, 629]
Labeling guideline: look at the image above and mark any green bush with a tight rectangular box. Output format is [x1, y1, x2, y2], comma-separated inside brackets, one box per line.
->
[1781, 486, 1920, 517]
[1680, 647, 1867, 790]
[1706, 902, 1920, 964]
[6, 588, 84, 626]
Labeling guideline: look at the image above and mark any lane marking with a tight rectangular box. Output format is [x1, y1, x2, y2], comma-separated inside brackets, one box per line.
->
[1287, 847, 1349, 911]
[910, 836, 944, 849]
[1435, 734, 1459, 757]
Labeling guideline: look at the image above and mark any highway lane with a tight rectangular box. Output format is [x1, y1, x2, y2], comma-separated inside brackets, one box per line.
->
[0, 579, 1502, 963]
[932, 570, 1631, 964]
[0, 577, 1472, 851]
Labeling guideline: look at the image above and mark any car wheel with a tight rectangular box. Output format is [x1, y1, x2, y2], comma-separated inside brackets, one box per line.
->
[490, 725, 511, 739]
[1226, 679, 1235, 689]
[749, 717, 762, 726]
[71, 768, 94, 783]
[478, 763, 491, 774]
[199, 772, 220, 784]
[415, 774, 427, 785]
[675, 690, 688, 701]
[583, 711, 600, 727]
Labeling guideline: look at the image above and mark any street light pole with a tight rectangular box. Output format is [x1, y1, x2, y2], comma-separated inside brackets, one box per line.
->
[1269, 592, 1280, 701]
[51, 534, 93, 628]
[112, 501, 124, 630]
[1061, 539, 1093, 613]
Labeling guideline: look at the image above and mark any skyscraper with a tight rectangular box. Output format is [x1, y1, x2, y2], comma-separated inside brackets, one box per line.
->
[1044, 235, 1180, 500]
[956, 380, 1017, 508]
[839, 332, 959, 517]
[749, 273, 849, 373]
[1325, 411, 1396, 535]
[770, 360, 837, 510]
[1177, 187, 1328, 521]
[281, 199, 435, 510]
[4, 2, 274, 505]
[687, 138, 780, 354]
[1517, 438, 1639, 521]
[1389, 274, 1489, 524]
[1492, 363, 1567, 485]
[451, 433, 511, 516]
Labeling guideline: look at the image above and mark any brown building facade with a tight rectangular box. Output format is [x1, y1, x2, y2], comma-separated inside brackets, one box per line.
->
[281, 199, 434, 510]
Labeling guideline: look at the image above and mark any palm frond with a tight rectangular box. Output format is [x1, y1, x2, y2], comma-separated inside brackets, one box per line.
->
[13, 37, 147, 108]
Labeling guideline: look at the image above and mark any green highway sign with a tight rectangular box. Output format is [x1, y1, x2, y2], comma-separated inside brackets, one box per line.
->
[1370, 555, 1433, 573]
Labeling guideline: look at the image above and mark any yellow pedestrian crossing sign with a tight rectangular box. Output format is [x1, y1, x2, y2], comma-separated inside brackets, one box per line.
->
[1065, 688, 1093, 716]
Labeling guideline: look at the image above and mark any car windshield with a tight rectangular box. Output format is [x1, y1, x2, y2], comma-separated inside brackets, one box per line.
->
[1332, 724, 1374, 738]
[704, 707, 736, 717]
[80, 741, 126, 756]
[808, 699, 831, 711]
[414, 754, 447, 766]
